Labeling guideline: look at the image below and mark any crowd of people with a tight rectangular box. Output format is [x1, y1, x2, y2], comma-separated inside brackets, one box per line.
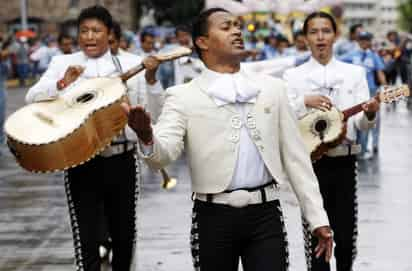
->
[0, 4, 411, 271]
[1, 8, 411, 159]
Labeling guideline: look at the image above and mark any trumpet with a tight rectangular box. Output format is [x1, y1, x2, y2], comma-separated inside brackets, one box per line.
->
[160, 168, 177, 190]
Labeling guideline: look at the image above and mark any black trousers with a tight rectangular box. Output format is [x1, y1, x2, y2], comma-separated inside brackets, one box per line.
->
[191, 200, 289, 271]
[303, 155, 358, 271]
[64, 149, 139, 271]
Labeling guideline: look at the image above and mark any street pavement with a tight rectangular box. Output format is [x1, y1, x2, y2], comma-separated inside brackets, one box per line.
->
[1, 86, 412, 271]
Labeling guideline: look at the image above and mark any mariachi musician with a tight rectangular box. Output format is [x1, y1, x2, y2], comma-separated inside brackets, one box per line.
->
[124, 8, 333, 271]
[283, 12, 379, 271]
[25, 5, 164, 271]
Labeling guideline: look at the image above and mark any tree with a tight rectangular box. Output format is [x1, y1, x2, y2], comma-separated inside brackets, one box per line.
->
[398, 0, 412, 33]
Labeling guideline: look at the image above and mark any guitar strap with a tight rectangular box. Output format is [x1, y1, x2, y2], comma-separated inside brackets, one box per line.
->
[112, 54, 123, 74]
[110, 54, 132, 151]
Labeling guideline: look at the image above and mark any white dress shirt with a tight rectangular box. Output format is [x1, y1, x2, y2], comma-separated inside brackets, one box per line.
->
[202, 67, 271, 190]
[283, 56, 375, 141]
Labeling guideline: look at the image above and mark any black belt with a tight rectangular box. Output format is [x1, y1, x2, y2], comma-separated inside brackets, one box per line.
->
[204, 179, 277, 204]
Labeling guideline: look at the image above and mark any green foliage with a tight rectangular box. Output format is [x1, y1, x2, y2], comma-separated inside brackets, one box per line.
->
[398, 0, 412, 32]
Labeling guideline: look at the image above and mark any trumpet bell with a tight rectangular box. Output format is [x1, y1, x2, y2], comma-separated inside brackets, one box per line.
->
[161, 177, 177, 190]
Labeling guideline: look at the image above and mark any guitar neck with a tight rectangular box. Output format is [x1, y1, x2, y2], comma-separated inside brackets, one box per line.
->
[120, 63, 145, 83]
[342, 103, 364, 121]
[342, 94, 379, 121]
[119, 46, 192, 83]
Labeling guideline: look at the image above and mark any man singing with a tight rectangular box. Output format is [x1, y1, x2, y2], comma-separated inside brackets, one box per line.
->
[26, 5, 163, 271]
[283, 11, 379, 271]
[123, 8, 332, 271]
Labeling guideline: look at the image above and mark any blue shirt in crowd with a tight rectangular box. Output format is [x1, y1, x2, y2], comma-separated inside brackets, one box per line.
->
[261, 45, 277, 60]
[339, 49, 385, 94]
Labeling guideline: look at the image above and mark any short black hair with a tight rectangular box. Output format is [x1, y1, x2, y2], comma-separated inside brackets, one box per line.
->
[140, 31, 155, 43]
[57, 33, 72, 44]
[303, 11, 337, 35]
[77, 5, 113, 32]
[277, 35, 289, 44]
[358, 31, 373, 40]
[293, 30, 305, 40]
[387, 30, 399, 38]
[111, 21, 122, 41]
[349, 24, 363, 35]
[192, 7, 230, 59]
[175, 24, 191, 36]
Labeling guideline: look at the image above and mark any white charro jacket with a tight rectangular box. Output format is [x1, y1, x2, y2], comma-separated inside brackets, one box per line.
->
[283, 57, 375, 141]
[143, 69, 329, 231]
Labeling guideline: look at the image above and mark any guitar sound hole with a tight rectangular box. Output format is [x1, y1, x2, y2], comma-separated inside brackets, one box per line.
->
[76, 93, 95, 104]
[315, 119, 328, 133]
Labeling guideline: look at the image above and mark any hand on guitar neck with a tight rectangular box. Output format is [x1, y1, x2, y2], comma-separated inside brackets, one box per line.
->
[121, 103, 153, 145]
[120, 46, 192, 83]
[142, 56, 161, 85]
[361, 97, 380, 120]
[304, 94, 380, 118]
[56, 55, 162, 90]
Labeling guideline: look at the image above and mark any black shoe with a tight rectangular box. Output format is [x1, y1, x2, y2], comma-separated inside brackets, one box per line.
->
[373, 146, 378, 155]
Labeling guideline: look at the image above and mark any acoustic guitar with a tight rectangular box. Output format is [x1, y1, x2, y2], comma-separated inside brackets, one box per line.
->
[298, 84, 410, 161]
[5, 47, 192, 172]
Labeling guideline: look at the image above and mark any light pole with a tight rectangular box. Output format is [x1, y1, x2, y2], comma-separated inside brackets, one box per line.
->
[20, 0, 28, 31]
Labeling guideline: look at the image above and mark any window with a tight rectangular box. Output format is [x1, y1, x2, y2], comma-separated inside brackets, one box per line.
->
[69, 0, 79, 8]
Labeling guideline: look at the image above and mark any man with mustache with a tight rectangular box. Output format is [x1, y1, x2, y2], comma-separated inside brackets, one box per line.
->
[123, 8, 332, 271]
[26, 5, 164, 271]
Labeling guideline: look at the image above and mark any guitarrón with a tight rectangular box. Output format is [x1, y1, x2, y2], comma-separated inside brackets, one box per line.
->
[5, 47, 192, 172]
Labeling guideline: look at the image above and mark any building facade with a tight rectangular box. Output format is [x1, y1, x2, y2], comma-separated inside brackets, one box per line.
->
[342, 0, 400, 38]
[0, 0, 136, 34]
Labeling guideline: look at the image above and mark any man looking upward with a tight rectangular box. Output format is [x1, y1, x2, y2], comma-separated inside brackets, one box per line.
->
[124, 8, 333, 271]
